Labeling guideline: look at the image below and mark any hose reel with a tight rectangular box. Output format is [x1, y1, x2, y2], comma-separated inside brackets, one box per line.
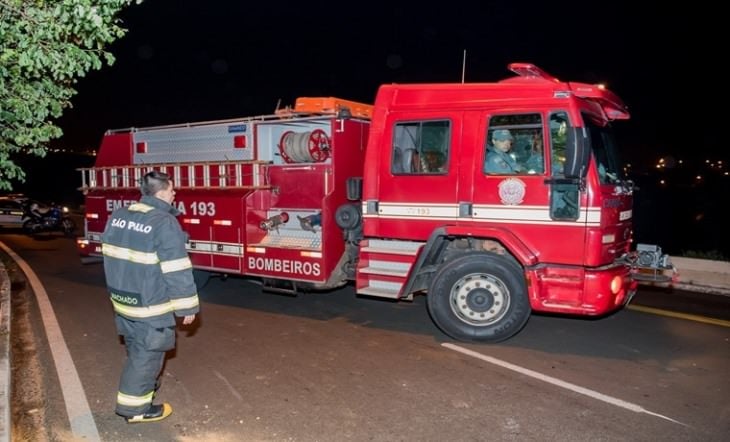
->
[278, 129, 331, 163]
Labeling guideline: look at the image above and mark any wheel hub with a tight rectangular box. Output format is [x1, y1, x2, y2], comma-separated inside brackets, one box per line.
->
[450, 273, 510, 326]
[465, 287, 494, 313]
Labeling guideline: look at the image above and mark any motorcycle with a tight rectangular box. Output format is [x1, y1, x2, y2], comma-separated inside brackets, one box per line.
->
[22, 202, 76, 237]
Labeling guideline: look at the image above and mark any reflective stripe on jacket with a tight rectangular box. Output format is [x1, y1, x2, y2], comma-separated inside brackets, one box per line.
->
[101, 195, 199, 327]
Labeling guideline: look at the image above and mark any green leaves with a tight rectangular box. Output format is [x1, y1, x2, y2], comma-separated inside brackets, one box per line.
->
[0, 0, 143, 191]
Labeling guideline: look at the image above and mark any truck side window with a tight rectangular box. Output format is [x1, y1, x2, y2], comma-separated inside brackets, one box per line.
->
[392, 120, 450, 174]
[549, 112, 570, 176]
[549, 111, 579, 220]
[583, 114, 622, 185]
[485, 113, 543, 175]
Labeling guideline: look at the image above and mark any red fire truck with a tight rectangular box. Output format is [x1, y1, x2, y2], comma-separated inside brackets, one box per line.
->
[77, 63, 673, 343]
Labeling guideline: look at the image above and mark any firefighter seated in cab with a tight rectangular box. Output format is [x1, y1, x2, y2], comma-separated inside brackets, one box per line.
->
[524, 132, 546, 174]
[485, 129, 523, 174]
[420, 149, 446, 173]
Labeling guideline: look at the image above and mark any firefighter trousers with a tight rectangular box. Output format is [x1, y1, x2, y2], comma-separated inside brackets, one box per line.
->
[114, 316, 176, 417]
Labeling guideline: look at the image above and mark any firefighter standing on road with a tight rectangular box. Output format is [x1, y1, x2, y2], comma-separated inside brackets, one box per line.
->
[101, 170, 199, 423]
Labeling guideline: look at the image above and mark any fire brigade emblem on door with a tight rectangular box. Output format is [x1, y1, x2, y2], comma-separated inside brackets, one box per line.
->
[498, 178, 526, 205]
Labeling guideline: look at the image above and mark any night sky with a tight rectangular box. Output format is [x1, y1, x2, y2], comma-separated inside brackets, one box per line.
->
[56, 0, 723, 169]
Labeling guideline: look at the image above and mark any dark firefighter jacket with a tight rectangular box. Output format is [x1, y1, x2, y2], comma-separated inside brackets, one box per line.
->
[101, 195, 199, 328]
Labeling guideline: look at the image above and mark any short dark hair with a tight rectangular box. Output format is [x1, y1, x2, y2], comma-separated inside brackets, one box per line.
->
[140, 171, 171, 196]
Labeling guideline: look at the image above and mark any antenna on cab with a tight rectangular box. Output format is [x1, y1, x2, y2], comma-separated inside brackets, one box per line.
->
[461, 50, 467, 83]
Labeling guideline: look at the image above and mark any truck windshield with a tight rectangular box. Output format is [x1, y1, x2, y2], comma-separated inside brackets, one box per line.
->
[584, 115, 624, 185]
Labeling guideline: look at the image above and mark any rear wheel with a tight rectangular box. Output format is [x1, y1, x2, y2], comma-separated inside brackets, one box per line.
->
[427, 252, 530, 343]
[22, 219, 39, 235]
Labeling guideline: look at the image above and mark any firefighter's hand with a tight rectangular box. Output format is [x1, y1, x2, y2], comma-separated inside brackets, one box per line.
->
[181, 314, 196, 325]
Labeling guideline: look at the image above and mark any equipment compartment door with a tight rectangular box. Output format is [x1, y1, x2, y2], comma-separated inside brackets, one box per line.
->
[210, 195, 244, 272]
[181, 193, 244, 273]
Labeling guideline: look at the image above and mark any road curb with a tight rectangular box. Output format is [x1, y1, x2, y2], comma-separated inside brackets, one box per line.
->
[0, 260, 10, 442]
[672, 282, 730, 297]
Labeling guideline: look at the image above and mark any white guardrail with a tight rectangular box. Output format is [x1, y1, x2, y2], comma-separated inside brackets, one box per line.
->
[663, 256, 730, 296]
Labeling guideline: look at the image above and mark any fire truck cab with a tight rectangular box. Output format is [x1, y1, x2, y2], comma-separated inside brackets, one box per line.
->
[77, 63, 673, 343]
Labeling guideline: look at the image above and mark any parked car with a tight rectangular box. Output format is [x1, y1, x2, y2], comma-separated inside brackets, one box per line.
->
[0, 194, 30, 228]
[0, 194, 63, 230]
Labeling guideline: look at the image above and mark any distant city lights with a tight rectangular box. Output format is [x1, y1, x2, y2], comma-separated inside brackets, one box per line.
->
[650, 155, 728, 186]
[653, 157, 725, 172]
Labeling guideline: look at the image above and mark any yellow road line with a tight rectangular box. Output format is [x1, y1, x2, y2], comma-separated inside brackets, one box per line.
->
[627, 304, 730, 328]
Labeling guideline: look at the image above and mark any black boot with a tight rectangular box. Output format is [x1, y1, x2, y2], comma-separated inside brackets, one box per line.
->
[126, 403, 172, 423]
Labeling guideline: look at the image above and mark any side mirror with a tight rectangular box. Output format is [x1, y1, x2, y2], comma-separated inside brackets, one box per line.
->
[563, 127, 590, 179]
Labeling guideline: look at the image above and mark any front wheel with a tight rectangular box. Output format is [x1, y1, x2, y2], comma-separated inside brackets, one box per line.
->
[427, 252, 530, 343]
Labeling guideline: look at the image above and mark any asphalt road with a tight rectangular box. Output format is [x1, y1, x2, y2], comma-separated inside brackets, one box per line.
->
[2, 231, 729, 442]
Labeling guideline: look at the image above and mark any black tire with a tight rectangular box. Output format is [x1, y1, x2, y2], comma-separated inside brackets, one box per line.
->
[335, 203, 361, 230]
[427, 251, 530, 343]
[22, 219, 38, 235]
[193, 270, 211, 291]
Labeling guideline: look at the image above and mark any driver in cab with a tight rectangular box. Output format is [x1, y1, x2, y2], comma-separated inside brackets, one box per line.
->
[485, 129, 523, 174]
